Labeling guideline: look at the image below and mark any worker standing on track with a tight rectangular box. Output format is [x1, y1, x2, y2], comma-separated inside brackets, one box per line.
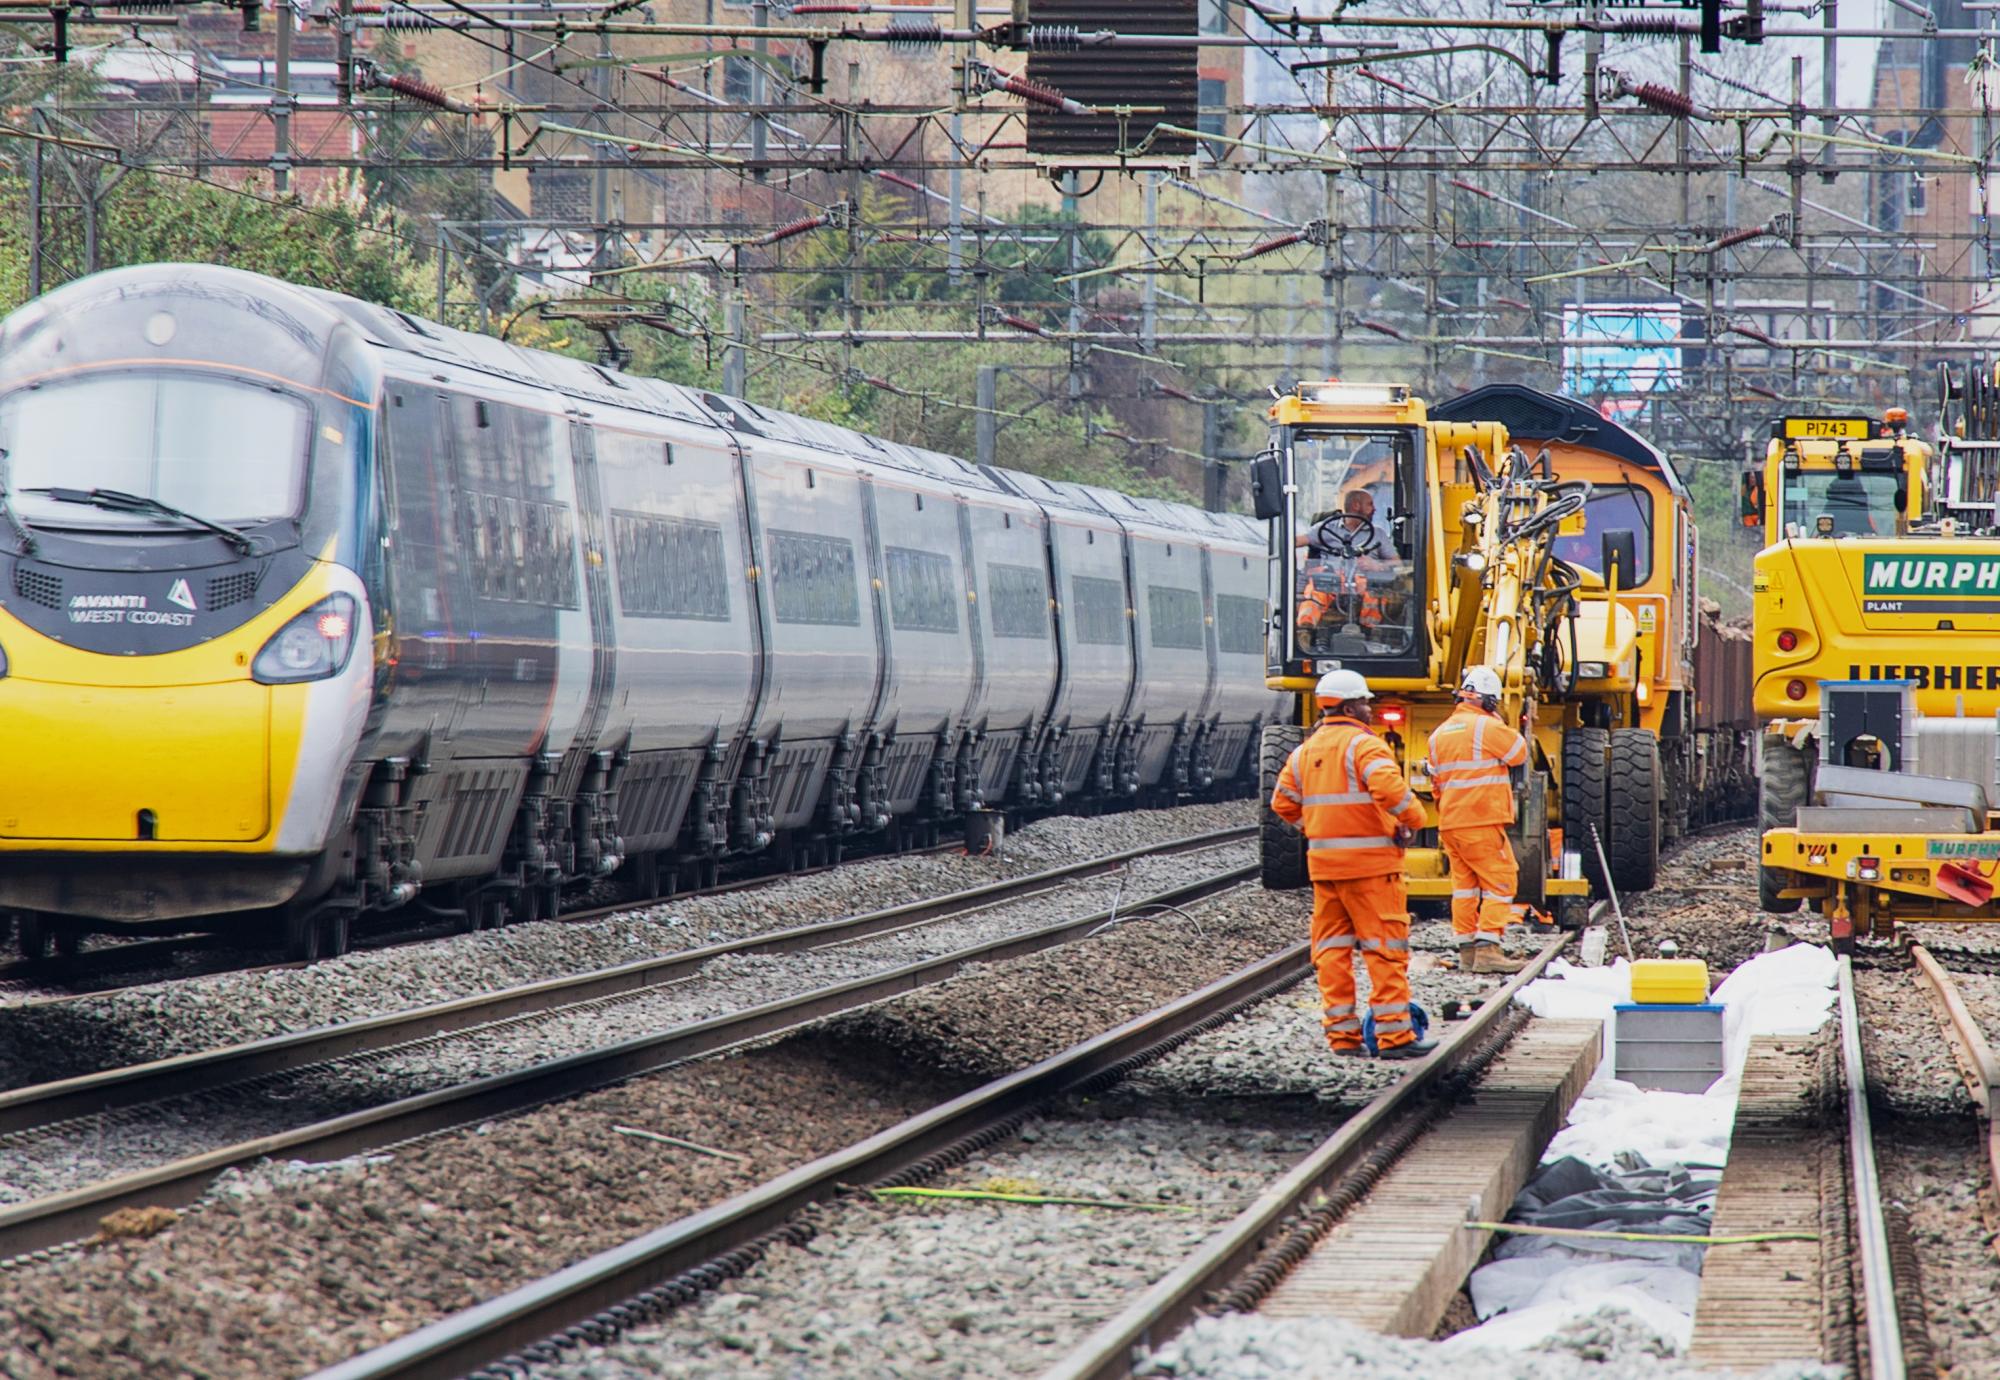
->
[1428, 666, 1530, 975]
[1270, 669, 1434, 1061]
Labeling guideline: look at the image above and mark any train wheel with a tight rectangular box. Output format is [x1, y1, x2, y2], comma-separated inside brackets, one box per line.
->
[1560, 726, 1611, 892]
[1607, 729, 1660, 894]
[1759, 736, 1811, 914]
[14, 913, 50, 962]
[1258, 723, 1308, 890]
[283, 904, 322, 962]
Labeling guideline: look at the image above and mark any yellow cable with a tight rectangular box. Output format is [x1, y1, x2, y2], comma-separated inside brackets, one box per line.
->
[868, 1187, 1195, 1213]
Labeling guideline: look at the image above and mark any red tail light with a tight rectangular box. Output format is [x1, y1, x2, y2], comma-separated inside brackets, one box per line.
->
[1776, 630, 1798, 652]
[1378, 705, 1407, 725]
[1786, 678, 1808, 701]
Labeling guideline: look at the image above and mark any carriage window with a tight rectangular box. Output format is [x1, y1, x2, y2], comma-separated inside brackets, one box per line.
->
[612, 512, 730, 620]
[885, 546, 958, 633]
[987, 562, 1049, 639]
[1070, 575, 1127, 646]
[1148, 585, 1205, 650]
[1215, 593, 1265, 655]
[769, 530, 861, 626]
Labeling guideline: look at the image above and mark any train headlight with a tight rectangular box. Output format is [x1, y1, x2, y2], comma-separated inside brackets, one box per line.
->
[1576, 661, 1609, 679]
[253, 594, 359, 684]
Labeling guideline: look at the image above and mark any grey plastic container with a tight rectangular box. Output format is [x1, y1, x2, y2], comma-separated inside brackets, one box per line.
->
[1613, 1003, 1725, 1094]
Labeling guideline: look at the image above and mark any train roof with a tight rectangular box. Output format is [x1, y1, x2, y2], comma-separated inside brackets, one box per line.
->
[17, 263, 1239, 520]
[1429, 384, 1687, 498]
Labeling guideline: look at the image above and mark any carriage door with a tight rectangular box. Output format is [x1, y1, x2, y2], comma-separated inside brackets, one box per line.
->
[566, 421, 618, 763]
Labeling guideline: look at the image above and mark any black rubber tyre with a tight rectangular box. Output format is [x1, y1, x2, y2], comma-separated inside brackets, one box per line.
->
[1258, 722, 1309, 890]
[1561, 725, 1611, 893]
[1607, 728, 1660, 894]
[1759, 735, 1812, 914]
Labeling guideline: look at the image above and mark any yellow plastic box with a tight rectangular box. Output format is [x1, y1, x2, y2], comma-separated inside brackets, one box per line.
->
[1629, 958, 1711, 1005]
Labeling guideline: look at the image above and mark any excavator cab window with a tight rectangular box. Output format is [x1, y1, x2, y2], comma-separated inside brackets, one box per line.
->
[1286, 427, 1422, 665]
[1781, 469, 1900, 537]
[1550, 484, 1654, 585]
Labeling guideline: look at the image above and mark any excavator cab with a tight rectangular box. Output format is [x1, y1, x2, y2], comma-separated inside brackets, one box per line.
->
[1253, 383, 1431, 684]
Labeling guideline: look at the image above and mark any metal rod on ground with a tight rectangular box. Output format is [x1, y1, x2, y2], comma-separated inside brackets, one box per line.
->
[1588, 824, 1634, 960]
[1838, 954, 1908, 1380]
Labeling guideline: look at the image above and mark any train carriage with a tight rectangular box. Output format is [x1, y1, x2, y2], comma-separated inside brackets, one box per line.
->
[0, 264, 1284, 958]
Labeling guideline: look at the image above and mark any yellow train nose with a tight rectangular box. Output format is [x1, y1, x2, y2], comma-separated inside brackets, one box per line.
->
[0, 679, 271, 842]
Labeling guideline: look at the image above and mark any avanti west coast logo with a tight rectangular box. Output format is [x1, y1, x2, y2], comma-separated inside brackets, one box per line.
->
[1862, 553, 2000, 614]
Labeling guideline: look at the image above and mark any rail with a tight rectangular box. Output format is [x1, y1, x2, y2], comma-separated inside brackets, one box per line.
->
[0, 851, 1256, 1261]
[302, 938, 1313, 1380]
[1838, 953, 1907, 1380]
[0, 836, 972, 1002]
[1909, 945, 2000, 1243]
[0, 826, 1249, 1135]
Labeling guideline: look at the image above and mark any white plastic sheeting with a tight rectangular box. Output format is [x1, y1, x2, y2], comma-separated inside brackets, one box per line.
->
[1444, 944, 1840, 1358]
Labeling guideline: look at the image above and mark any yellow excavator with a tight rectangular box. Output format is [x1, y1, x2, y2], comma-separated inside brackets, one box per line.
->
[1249, 381, 1645, 925]
[1748, 388, 2000, 944]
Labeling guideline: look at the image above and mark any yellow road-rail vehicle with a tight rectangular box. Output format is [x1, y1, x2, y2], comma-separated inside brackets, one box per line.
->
[1248, 381, 1687, 924]
[1752, 388, 2000, 942]
[0, 266, 1286, 960]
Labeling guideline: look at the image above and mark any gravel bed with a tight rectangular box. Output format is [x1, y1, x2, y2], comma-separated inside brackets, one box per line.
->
[1612, 827, 1776, 974]
[1854, 966, 1977, 1120]
[0, 800, 1250, 1089]
[1876, 1122, 2000, 1379]
[533, 1108, 1326, 1380]
[0, 865, 1295, 1379]
[1122, 929, 1502, 1105]
[0, 1041, 954, 1380]
[0, 843, 1251, 1207]
[1860, 962, 2000, 1374]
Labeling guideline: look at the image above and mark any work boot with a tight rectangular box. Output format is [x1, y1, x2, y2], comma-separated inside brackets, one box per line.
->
[1330, 1046, 1371, 1060]
[1472, 944, 1528, 975]
[1455, 942, 1476, 971]
[1378, 1036, 1439, 1061]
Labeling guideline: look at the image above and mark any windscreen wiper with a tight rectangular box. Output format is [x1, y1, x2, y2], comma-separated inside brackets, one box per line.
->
[0, 491, 33, 555]
[0, 449, 35, 555]
[23, 487, 259, 555]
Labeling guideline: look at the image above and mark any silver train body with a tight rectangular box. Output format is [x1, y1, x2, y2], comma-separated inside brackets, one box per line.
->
[0, 266, 1284, 952]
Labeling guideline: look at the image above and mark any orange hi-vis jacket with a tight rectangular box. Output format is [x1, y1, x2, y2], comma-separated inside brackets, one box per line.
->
[1296, 560, 1383, 631]
[1271, 716, 1428, 881]
[1426, 702, 1531, 828]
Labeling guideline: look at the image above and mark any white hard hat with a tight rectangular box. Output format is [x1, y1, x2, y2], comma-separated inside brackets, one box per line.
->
[1461, 665, 1503, 698]
[1316, 668, 1373, 702]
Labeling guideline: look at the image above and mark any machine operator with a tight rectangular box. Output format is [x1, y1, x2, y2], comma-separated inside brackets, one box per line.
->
[1427, 666, 1530, 975]
[1269, 669, 1436, 1061]
[1295, 490, 1391, 641]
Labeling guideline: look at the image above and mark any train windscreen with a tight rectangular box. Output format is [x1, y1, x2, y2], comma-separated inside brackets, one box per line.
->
[1, 371, 310, 529]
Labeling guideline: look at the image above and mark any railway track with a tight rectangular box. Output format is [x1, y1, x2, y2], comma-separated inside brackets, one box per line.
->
[0, 836, 973, 1005]
[1910, 944, 2000, 1249]
[0, 827, 1254, 1262]
[290, 926, 1571, 1380]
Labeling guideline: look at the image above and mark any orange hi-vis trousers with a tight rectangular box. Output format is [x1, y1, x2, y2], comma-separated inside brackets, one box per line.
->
[1309, 874, 1415, 1052]
[1443, 824, 1517, 945]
